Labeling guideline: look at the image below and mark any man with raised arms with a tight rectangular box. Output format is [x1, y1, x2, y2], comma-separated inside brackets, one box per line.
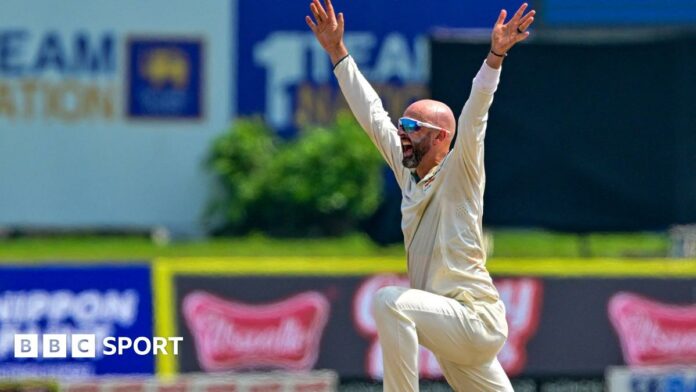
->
[306, 1, 535, 390]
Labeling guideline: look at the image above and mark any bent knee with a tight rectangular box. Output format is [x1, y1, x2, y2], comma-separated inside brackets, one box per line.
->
[371, 286, 406, 316]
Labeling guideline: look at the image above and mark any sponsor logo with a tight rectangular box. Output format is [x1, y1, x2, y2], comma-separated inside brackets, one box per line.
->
[0, 289, 140, 360]
[126, 37, 204, 119]
[0, 266, 154, 377]
[183, 291, 330, 371]
[0, 30, 209, 124]
[353, 275, 543, 379]
[422, 176, 436, 190]
[609, 292, 696, 365]
[249, 31, 428, 132]
[0, 30, 117, 123]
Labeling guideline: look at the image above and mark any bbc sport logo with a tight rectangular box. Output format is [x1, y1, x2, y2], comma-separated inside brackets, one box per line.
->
[14, 334, 182, 358]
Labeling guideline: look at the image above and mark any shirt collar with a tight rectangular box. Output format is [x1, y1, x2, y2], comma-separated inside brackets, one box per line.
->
[411, 154, 450, 184]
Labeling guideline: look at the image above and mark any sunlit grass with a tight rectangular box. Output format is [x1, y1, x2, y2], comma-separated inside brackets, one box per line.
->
[0, 230, 669, 261]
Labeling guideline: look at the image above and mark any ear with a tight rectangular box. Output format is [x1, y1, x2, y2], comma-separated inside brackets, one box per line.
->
[430, 131, 445, 147]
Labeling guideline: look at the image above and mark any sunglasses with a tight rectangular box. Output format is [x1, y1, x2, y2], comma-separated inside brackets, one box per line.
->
[398, 117, 451, 134]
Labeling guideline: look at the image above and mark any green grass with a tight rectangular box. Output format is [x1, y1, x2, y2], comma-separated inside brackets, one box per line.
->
[0, 230, 670, 261]
[491, 230, 669, 258]
[0, 233, 404, 261]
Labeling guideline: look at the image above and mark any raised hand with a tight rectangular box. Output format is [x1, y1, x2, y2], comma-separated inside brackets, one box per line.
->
[491, 3, 535, 56]
[306, 0, 348, 65]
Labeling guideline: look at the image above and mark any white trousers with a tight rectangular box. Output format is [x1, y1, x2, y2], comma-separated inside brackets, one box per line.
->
[372, 286, 513, 392]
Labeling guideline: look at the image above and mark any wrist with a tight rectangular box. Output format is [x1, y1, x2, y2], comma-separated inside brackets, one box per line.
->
[486, 51, 504, 69]
[490, 46, 507, 57]
[329, 42, 349, 66]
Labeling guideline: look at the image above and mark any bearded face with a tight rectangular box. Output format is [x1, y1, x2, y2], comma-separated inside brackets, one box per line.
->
[397, 100, 456, 171]
[400, 132, 433, 169]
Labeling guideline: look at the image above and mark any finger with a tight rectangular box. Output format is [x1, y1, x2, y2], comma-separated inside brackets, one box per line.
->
[495, 9, 507, 26]
[512, 3, 528, 23]
[515, 31, 530, 43]
[310, 3, 323, 23]
[337, 12, 345, 30]
[314, 0, 328, 22]
[305, 15, 317, 32]
[325, 0, 336, 20]
[519, 9, 536, 25]
[519, 15, 535, 31]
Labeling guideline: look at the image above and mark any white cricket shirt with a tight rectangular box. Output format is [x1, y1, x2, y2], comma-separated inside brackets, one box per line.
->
[335, 55, 502, 302]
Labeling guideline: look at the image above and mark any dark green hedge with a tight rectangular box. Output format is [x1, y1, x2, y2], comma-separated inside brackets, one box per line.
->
[206, 113, 384, 236]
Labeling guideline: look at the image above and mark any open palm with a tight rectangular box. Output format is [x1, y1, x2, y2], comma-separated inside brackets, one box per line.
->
[491, 3, 535, 55]
[306, 0, 346, 62]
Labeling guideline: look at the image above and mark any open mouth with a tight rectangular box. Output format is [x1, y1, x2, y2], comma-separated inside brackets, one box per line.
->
[401, 139, 414, 158]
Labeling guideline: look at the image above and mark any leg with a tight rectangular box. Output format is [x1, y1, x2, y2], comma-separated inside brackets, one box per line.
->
[438, 356, 513, 392]
[372, 286, 507, 392]
[372, 286, 420, 392]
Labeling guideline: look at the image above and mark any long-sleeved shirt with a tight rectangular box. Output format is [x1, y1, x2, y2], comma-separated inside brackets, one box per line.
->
[334, 55, 502, 302]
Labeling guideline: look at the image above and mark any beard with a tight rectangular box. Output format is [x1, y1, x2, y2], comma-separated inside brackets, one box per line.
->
[402, 141, 429, 169]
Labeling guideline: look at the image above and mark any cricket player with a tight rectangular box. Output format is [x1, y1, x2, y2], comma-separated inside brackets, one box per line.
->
[307, 1, 535, 390]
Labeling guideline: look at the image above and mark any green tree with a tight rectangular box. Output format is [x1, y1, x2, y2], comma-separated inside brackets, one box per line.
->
[205, 117, 277, 233]
[206, 112, 384, 236]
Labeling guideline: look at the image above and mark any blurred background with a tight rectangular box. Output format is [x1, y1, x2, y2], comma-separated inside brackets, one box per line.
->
[0, 0, 695, 391]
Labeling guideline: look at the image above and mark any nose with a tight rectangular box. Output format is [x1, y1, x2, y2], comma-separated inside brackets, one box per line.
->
[397, 126, 406, 137]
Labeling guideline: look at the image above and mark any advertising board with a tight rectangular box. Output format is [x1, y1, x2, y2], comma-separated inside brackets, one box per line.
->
[236, 0, 523, 135]
[0, 0, 231, 234]
[156, 258, 696, 379]
[0, 264, 154, 377]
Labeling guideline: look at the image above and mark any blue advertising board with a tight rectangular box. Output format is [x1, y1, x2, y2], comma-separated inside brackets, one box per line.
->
[0, 1, 231, 236]
[0, 264, 153, 378]
[236, 0, 524, 135]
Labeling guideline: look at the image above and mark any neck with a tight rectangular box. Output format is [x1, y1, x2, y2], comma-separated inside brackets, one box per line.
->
[415, 149, 447, 179]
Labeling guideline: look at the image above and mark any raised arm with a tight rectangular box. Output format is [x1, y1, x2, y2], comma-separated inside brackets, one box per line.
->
[305, 0, 347, 66]
[487, 3, 535, 70]
[454, 4, 535, 176]
[306, 0, 408, 187]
